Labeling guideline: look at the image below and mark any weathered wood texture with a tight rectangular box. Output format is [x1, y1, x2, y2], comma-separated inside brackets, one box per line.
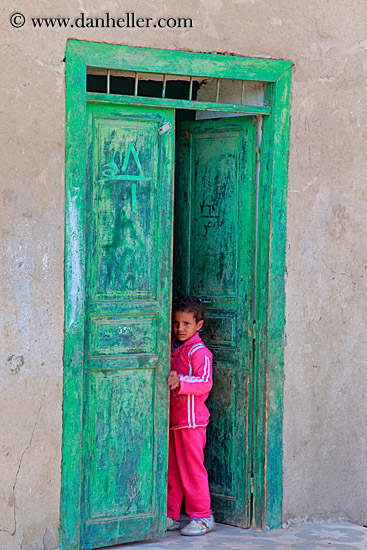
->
[176, 117, 256, 527]
[69, 39, 291, 82]
[82, 103, 174, 549]
[62, 40, 292, 547]
[62, 74, 175, 548]
[254, 68, 292, 530]
[86, 92, 272, 116]
[60, 42, 87, 550]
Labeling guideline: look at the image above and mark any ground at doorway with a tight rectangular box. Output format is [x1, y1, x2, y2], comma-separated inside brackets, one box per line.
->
[110, 520, 367, 550]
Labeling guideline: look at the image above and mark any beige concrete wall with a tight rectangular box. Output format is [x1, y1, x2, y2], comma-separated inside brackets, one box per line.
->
[1, 1, 366, 548]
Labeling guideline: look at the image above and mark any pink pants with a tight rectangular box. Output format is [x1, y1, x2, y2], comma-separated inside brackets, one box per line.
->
[167, 427, 211, 520]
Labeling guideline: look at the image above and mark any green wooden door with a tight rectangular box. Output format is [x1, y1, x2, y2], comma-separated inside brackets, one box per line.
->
[82, 102, 174, 549]
[176, 116, 256, 527]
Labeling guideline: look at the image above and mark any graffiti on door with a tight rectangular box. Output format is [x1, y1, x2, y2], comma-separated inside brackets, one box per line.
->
[94, 130, 157, 298]
[98, 141, 150, 291]
[198, 200, 219, 237]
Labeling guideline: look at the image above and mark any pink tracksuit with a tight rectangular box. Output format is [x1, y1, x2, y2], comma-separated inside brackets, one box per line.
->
[167, 333, 213, 520]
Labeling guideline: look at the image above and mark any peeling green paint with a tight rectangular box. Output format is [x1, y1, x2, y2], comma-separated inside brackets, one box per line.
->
[176, 116, 256, 527]
[7, 354, 24, 375]
[61, 39, 292, 549]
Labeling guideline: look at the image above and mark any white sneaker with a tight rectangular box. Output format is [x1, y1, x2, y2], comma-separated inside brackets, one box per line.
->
[181, 515, 215, 536]
[166, 517, 180, 531]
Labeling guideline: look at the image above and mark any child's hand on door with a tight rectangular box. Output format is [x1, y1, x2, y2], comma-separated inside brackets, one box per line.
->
[168, 371, 180, 390]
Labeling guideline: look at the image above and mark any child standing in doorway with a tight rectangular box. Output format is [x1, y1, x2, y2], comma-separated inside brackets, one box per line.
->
[166, 295, 215, 536]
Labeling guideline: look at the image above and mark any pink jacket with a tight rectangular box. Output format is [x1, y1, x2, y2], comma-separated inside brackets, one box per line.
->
[170, 332, 213, 430]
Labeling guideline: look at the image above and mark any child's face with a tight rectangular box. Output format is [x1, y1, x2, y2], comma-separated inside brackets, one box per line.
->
[172, 310, 204, 342]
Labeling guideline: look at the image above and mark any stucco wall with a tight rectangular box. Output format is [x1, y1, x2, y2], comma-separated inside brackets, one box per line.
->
[1, 1, 366, 548]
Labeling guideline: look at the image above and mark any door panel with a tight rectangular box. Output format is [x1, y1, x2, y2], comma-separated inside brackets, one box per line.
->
[83, 102, 174, 549]
[86, 369, 155, 519]
[190, 131, 239, 296]
[177, 116, 256, 527]
[91, 118, 159, 300]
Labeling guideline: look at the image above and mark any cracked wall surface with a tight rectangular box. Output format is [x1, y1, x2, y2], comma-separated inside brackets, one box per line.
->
[1, 0, 367, 548]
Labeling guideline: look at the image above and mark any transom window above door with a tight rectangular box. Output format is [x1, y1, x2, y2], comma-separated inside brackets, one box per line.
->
[86, 67, 267, 112]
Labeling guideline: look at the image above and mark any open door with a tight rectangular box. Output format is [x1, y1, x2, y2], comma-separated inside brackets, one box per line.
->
[176, 116, 256, 527]
[81, 102, 174, 549]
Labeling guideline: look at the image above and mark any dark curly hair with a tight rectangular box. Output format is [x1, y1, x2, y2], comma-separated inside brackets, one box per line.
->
[172, 295, 206, 322]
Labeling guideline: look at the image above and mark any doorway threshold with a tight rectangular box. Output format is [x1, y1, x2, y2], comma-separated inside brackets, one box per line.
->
[104, 521, 367, 550]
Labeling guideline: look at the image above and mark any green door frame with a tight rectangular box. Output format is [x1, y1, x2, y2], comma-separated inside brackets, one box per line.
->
[61, 38, 292, 549]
